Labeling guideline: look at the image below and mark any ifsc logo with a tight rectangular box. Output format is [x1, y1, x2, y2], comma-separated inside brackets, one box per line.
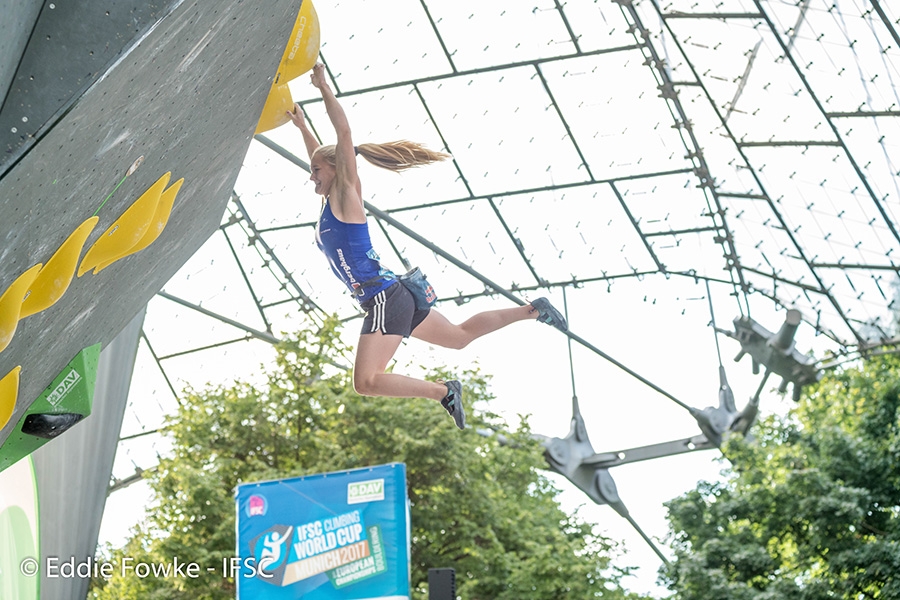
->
[254, 525, 293, 576]
[247, 494, 268, 517]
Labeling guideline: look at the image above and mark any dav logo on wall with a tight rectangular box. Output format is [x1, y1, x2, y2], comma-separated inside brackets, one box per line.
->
[46, 369, 81, 407]
[235, 463, 410, 599]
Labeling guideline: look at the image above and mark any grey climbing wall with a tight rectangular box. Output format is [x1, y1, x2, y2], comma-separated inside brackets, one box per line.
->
[0, 0, 179, 175]
[0, 0, 43, 113]
[31, 309, 144, 600]
[0, 0, 303, 447]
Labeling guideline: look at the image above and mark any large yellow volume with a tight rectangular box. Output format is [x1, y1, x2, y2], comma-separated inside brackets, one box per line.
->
[255, 83, 294, 134]
[94, 178, 184, 273]
[0, 264, 42, 354]
[254, 0, 320, 134]
[276, 0, 320, 84]
[275, 0, 319, 84]
[78, 172, 171, 277]
[19, 216, 99, 319]
[0, 366, 21, 430]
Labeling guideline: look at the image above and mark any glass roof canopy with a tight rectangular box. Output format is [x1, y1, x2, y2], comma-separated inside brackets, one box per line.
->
[235, 0, 900, 352]
[107, 0, 900, 582]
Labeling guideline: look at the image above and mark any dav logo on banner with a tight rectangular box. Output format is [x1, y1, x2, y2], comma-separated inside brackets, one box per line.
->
[348, 479, 384, 505]
[235, 463, 410, 599]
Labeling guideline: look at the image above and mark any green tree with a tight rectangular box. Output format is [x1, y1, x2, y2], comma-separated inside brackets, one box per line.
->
[663, 355, 900, 599]
[92, 319, 645, 599]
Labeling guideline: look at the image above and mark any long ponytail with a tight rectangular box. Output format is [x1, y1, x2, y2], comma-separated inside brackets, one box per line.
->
[356, 141, 450, 172]
[313, 141, 450, 172]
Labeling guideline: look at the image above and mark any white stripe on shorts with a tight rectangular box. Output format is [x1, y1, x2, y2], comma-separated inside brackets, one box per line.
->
[370, 290, 387, 333]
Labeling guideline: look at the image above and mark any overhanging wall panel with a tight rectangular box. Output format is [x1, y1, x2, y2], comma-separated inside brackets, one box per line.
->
[0, 0, 179, 174]
[32, 310, 144, 600]
[0, 0, 303, 446]
[0, 0, 43, 110]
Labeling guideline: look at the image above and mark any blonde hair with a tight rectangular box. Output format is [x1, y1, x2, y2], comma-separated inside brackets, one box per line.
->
[312, 141, 451, 172]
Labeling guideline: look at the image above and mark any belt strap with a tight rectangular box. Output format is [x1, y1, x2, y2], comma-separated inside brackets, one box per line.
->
[353, 274, 395, 297]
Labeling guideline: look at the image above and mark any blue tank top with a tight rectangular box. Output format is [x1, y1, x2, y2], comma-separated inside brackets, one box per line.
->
[316, 200, 395, 303]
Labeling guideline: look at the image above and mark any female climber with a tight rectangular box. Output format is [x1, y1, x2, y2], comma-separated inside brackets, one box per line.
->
[287, 63, 567, 430]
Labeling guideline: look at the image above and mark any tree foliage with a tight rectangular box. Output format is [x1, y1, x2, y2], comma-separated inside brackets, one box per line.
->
[92, 319, 645, 599]
[663, 355, 900, 599]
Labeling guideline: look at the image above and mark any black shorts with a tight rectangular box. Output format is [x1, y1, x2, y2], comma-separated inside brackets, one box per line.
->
[360, 281, 431, 337]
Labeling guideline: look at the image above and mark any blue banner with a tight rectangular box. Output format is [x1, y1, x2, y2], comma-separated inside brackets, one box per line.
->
[235, 463, 410, 599]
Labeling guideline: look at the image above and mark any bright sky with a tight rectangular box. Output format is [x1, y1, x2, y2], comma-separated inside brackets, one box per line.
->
[101, 0, 900, 596]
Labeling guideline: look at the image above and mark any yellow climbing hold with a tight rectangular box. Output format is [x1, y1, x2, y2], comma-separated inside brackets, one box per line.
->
[20, 216, 99, 319]
[0, 264, 42, 354]
[254, 0, 319, 134]
[78, 172, 171, 277]
[94, 178, 184, 273]
[275, 0, 320, 84]
[255, 83, 294, 134]
[0, 366, 21, 431]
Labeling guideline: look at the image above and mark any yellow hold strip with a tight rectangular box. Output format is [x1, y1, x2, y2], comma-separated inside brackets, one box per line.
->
[0, 366, 21, 431]
[0, 264, 43, 354]
[78, 172, 171, 277]
[94, 178, 184, 273]
[19, 216, 100, 319]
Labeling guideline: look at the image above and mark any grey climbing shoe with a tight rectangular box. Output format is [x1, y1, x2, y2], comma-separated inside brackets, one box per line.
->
[441, 380, 465, 430]
[531, 297, 568, 332]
